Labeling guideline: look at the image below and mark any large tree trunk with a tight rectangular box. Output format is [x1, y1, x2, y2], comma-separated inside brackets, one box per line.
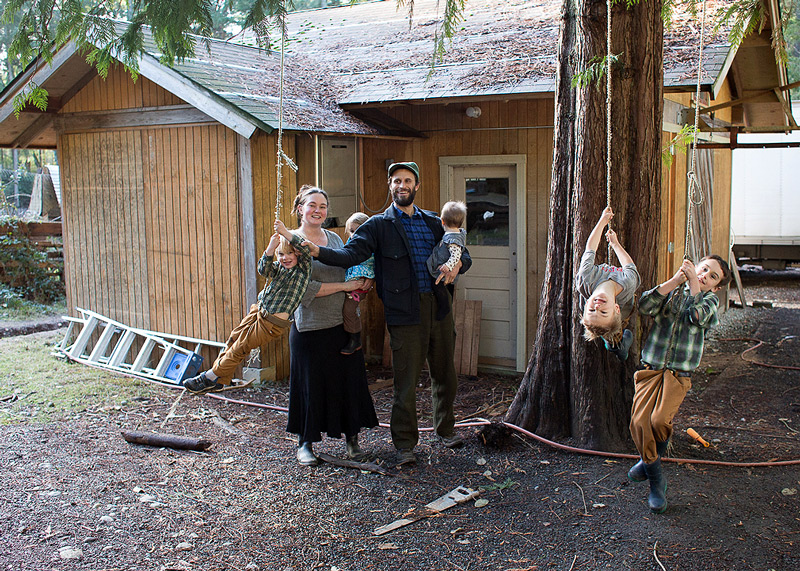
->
[506, 0, 663, 451]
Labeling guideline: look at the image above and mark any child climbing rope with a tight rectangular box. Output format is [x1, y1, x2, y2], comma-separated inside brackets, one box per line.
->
[341, 212, 375, 355]
[575, 207, 640, 361]
[627, 255, 732, 513]
[183, 219, 312, 394]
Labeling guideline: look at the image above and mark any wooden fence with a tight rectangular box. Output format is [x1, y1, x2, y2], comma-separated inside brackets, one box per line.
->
[0, 221, 64, 290]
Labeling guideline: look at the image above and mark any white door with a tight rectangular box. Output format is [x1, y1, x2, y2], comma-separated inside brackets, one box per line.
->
[452, 165, 517, 368]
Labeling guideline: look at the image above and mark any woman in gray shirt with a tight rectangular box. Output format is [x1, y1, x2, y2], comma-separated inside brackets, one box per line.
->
[286, 186, 378, 466]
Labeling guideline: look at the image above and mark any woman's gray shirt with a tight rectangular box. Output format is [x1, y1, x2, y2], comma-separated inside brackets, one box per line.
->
[293, 230, 346, 332]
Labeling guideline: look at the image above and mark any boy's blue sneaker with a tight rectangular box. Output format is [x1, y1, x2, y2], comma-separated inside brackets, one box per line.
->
[615, 329, 633, 361]
[605, 329, 633, 362]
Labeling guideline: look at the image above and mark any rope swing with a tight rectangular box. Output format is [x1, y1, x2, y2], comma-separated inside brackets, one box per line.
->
[668, 0, 709, 316]
[683, 0, 708, 262]
[274, 5, 298, 221]
[605, 0, 613, 263]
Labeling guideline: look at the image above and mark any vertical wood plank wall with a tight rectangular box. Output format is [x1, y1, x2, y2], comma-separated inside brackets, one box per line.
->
[60, 67, 183, 112]
[57, 67, 245, 369]
[359, 98, 554, 353]
[59, 131, 149, 328]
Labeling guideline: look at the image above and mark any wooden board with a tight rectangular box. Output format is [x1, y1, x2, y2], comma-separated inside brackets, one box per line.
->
[452, 299, 482, 376]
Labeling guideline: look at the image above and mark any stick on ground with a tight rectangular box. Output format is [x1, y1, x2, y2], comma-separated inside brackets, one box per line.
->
[121, 430, 212, 451]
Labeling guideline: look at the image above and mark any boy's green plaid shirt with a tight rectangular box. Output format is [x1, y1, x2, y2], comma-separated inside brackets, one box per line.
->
[256, 234, 312, 317]
[639, 284, 720, 372]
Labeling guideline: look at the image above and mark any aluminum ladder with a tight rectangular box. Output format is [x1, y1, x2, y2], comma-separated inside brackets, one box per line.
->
[55, 307, 226, 386]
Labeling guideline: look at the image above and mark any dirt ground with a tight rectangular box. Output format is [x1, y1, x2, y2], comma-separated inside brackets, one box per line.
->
[1, 267, 798, 571]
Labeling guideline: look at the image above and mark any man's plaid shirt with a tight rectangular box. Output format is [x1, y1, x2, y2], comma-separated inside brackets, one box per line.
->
[639, 284, 720, 372]
[396, 204, 436, 294]
[256, 233, 312, 317]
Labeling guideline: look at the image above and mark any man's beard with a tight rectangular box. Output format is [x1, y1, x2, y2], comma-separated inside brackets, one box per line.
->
[392, 187, 416, 207]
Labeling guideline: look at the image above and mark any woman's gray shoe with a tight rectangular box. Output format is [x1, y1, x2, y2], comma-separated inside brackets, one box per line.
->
[346, 434, 369, 461]
[297, 442, 318, 466]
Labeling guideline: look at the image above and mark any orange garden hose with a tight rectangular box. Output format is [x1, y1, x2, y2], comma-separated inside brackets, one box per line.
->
[206, 393, 800, 469]
[718, 337, 800, 371]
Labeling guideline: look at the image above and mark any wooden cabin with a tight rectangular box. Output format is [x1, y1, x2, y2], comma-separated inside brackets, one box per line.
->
[0, 0, 791, 376]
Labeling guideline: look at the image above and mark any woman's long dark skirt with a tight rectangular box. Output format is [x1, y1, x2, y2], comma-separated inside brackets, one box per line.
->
[287, 323, 378, 443]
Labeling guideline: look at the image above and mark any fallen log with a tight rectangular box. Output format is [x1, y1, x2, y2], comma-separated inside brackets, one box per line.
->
[121, 430, 212, 451]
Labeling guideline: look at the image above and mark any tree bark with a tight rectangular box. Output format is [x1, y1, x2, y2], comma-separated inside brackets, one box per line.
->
[506, 0, 663, 451]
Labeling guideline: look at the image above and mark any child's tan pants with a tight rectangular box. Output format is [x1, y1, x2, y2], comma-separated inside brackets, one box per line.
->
[629, 368, 692, 464]
[342, 295, 362, 334]
[211, 304, 290, 385]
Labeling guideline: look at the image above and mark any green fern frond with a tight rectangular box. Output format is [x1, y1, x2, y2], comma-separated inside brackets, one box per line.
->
[12, 82, 49, 117]
[662, 124, 699, 168]
[716, 0, 766, 50]
[572, 53, 621, 90]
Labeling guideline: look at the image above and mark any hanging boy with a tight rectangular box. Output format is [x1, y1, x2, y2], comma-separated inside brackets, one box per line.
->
[628, 255, 732, 513]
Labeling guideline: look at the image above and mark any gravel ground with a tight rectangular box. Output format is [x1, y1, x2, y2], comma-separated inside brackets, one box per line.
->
[0, 267, 798, 571]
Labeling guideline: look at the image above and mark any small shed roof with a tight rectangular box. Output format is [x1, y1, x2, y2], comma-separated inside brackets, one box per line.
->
[0, 28, 382, 149]
[143, 34, 382, 136]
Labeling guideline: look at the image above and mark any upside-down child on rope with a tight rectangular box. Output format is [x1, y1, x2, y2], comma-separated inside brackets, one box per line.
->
[628, 255, 732, 513]
[576, 206, 640, 361]
[183, 219, 312, 394]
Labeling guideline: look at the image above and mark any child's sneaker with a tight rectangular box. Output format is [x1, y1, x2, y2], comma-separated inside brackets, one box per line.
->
[183, 372, 223, 394]
[614, 329, 633, 361]
[603, 329, 633, 361]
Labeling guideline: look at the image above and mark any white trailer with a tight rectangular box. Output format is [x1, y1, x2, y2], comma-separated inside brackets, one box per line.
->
[730, 102, 800, 269]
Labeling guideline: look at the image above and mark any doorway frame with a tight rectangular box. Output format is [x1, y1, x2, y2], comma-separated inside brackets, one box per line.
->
[439, 155, 528, 372]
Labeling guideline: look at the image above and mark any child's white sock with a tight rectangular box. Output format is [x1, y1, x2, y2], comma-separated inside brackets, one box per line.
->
[205, 370, 219, 381]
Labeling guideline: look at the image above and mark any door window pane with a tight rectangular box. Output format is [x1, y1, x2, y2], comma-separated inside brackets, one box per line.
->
[465, 177, 510, 246]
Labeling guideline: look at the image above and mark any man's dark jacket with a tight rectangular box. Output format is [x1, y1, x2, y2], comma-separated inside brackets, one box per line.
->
[317, 205, 472, 326]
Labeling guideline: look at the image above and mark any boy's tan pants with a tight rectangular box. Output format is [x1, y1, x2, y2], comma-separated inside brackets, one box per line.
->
[211, 304, 290, 385]
[629, 368, 692, 464]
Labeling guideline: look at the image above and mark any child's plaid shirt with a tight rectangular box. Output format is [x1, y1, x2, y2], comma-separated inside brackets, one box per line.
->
[639, 284, 720, 372]
[256, 234, 312, 317]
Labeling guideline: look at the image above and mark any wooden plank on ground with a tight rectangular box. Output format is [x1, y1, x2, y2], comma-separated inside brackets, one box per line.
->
[453, 299, 482, 376]
[729, 248, 746, 307]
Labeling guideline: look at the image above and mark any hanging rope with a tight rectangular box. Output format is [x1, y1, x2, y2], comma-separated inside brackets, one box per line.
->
[274, 6, 298, 221]
[668, 0, 709, 328]
[605, 0, 613, 263]
[683, 0, 708, 261]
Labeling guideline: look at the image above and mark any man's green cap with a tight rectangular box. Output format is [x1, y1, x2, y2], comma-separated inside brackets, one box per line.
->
[387, 161, 420, 183]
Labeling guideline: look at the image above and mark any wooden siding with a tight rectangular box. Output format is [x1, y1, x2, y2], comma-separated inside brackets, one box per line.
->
[60, 66, 184, 113]
[359, 98, 554, 353]
[661, 90, 733, 304]
[140, 124, 243, 342]
[59, 124, 244, 346]
[59, 130, 150, 328]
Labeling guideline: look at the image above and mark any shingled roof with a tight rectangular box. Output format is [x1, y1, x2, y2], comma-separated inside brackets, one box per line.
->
[281, 0, 734, 105]
[137, 29, 382, 135]
[0, 0, 787, 149]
